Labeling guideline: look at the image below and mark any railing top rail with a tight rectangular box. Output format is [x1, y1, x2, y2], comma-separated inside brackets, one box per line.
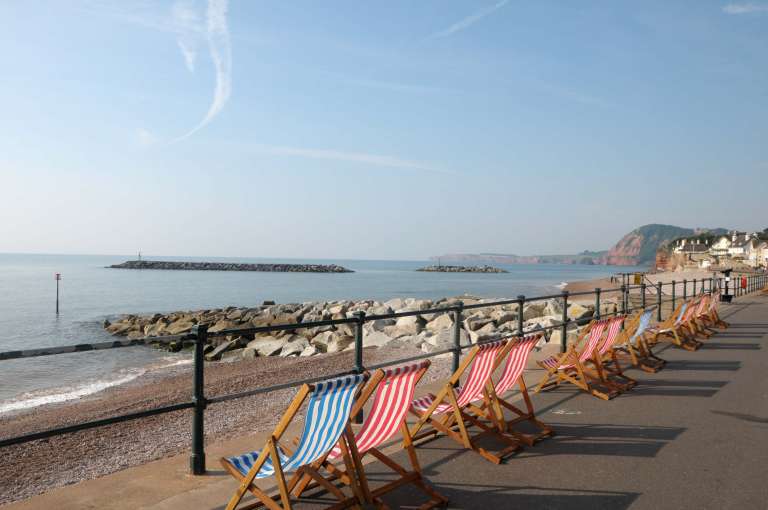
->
[0, 278, 716, 361]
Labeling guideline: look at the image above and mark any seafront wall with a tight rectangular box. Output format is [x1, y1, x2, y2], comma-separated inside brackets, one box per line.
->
[104, 295, 617, 362]
[108, 260, 353, 273]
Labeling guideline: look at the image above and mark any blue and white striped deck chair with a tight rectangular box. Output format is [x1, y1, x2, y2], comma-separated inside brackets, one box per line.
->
[615, 307, 666, 372]
[221, 373, 367, 510]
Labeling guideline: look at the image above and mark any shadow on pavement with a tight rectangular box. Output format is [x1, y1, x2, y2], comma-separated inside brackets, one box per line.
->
[519, 423, 685, 459]
[701, 341, 761, 349]
[663, 360, 741, 371]
[625, 378, 727, 398]
[381, 483, 640, 509]
[710, 410, 768, 424]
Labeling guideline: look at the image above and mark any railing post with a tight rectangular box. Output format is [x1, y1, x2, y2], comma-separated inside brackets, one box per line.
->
[640, 283, 646, 309]
[452, 302, 464, 373]
[671, 280, 676, 310]
[693, 278, 697, 296]
[594, 288, 601, 320]
[657, 282, 663, 321]
[560, 291, 569, 353]
[516, 295, 525, 335]
[352, 311, 366, 423]
[683, 279, 687, 301]
[620, 285, 627, 314]
[190, 324, 207, 475]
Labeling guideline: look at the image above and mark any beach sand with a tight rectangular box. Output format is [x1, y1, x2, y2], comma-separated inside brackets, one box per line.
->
[0, 345, 452, 506]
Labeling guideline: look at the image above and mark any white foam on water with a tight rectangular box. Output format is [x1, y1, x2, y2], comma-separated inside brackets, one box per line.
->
[0, 356, 192, 414]
[556, 281, 568, 289]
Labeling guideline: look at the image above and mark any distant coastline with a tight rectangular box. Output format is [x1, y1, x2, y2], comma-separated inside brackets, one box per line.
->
[108, 260, 354, 273]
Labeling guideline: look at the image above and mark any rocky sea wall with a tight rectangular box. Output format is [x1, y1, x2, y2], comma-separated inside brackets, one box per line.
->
[109, 260, 353, 273]
[416, 265, 508, 273]
[104, 295, 619, 362]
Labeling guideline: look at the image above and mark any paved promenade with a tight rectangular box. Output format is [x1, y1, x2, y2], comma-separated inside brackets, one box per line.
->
[5, 295, 768, 509]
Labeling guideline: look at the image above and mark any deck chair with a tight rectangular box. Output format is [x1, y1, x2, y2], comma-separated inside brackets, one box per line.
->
[588, 316, 637, 393]
[533, 319, 617, 401]
[647, 300, 700, 351]
[465, 334, 554, 446]
[409, 340, 521, 465]
[221, 374, 367, 510]
[296, 361, 447, 509]
[612, 308, 666, 373]
[682, 295, 715, 339]
[701, 290, 729, 329]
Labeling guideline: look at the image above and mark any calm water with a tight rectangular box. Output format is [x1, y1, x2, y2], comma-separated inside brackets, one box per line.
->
[0, 253, 645, 412]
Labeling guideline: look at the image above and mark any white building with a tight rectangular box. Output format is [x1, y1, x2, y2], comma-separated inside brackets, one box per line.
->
[710, 235, 732, 257]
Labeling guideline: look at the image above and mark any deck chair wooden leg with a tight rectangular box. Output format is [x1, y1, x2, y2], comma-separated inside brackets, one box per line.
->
[342, 426, 370, 506]
[445, 388, 472, 449]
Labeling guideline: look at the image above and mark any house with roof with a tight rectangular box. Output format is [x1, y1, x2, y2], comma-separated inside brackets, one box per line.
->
[709, 235, 733, 257]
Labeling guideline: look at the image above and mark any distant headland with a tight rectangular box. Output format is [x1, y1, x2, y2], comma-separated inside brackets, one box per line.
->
[416, 265, 508, 273]
[108, 260, 354, 273]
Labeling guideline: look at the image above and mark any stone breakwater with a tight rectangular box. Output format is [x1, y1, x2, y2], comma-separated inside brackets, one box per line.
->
[108, 260, 353, 273]
[416, 265, 508, 273]
[103, 295, 619, 362]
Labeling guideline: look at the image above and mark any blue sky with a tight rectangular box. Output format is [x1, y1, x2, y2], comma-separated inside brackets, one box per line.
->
[1, 1, 767, 259]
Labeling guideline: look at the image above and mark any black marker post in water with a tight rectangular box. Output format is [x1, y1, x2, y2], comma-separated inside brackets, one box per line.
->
[55, 272, 61, 314]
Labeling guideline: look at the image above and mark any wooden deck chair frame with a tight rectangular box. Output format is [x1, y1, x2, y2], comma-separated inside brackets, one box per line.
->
[463, 334, 553, 446]
[589, 315, 638, 392]
[611, 308, 666, 373]
[701, 290, 729, 329]
[647, 300, 700, 351]
[294, 361, 447, 510]
[220, 374, 368, 510]
[682, 295, 715, 340]
[533, 319, 617, 401]
[409, 340, 521, 465]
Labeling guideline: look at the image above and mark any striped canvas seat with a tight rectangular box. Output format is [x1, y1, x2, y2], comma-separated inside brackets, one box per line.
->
[647, 303, 688, 334]
[409, 339, 522, 464]
[410, 340, 506, 415]
[294, 361, 447, 509]
[535, 318, 622, 401]
[597, 317, 625, 356]
[328, 362, 427, 459]
[225, 374, 365, 479]
[494, 335, 539, 395]
[629, 309, 653, 345]
[539, 319, 609, 370]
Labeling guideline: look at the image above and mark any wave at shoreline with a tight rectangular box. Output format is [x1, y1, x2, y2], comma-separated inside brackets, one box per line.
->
[0, 358, 192, 415]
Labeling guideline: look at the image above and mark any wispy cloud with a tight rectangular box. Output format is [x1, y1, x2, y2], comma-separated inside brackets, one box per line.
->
[173, 0, 232, 142]
[171, 0, 203, 72]
[429, 0, 509, 39]
[253, 144, 456, 175]
[723, 3, 768, 14]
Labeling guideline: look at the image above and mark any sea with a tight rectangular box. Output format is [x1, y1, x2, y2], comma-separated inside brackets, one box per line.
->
[0, 253, 646, 414]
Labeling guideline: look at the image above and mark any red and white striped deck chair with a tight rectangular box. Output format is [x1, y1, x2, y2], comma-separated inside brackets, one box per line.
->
[409, 340, 521, 464]
[684, 295, 715, 339]
[533, 319, 615, 400]
[589, 315, 636, 394]
[465, 334, 553, 446]
[649, 297, 702, 351]
[295, 361, 447, 509]
[703, 290, 729, 329]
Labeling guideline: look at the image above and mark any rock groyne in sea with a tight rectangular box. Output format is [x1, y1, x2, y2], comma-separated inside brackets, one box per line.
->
[109, 260, 353, 273]
[104, 295, 617, 362]
[416, 265, 508, 273]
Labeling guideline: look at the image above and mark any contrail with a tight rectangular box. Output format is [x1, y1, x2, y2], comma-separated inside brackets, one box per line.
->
[173, 0, 231, 142]
[429, 0, 509, 39]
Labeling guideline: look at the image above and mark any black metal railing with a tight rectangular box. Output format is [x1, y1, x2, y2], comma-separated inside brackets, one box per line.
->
[1, 273, 766, 475]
